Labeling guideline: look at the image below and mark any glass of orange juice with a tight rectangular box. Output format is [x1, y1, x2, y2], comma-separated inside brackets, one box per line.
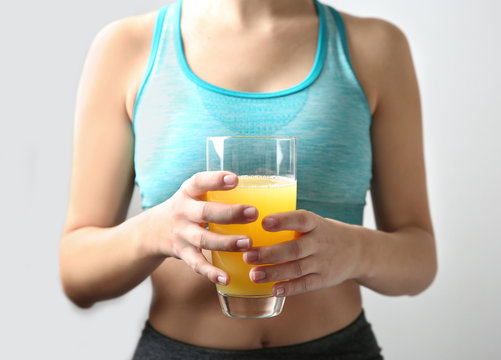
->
[206, 136, 296, 318]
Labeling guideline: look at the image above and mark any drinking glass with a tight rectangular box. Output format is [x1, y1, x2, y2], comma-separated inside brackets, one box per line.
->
[206, 136, 296, 318]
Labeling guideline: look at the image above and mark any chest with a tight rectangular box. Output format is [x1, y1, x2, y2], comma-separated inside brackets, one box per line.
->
[133, 3, 373, 214]
[180, 18, 319, 93]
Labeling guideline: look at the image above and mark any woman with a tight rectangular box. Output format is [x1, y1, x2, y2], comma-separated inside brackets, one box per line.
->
[60, 0, 437, 358]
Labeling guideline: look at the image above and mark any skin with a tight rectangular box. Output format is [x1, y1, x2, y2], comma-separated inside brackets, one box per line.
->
[60, 0, 437, 349]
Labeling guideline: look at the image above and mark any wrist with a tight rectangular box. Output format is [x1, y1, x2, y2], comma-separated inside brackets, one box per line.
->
[351, 225, 377, 283]
[121, 206, 170, 261]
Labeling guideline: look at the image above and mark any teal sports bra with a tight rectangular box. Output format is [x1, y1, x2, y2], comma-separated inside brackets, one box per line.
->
[133, 0, 372, 225]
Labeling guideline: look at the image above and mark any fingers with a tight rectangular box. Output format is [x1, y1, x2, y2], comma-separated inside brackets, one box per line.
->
[249, 256, 317, 284]
[181, 172, 259, 224]
[243, 235, 314, 265]
[183, 225, 252, 251]
[188, 200, 258, 224]
[248, 256, 323, 297]
[272, 274, 323, 297]
[262, 210, 318, 233]
[182, 171, 238, 198]
[178, 247, 229, 285]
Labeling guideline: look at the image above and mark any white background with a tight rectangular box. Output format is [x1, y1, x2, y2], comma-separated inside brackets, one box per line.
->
[1, 0, 500, 358]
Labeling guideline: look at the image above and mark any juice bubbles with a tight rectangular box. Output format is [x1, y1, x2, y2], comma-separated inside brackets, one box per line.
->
[208, 175, 297, 297]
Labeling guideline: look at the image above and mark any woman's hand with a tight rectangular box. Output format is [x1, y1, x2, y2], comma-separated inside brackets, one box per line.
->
[150, 171, 258, 286]
[243, 210, 363, 297]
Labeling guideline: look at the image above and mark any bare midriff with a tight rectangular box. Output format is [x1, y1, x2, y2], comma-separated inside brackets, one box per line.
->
[148, 258, 362, 350]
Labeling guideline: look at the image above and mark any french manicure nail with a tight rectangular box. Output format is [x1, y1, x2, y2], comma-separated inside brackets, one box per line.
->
[245, 250, 258, 262]
[276, 286, 285, 297]
[223, 175, 236, 186]
[252, 270, 266, 281]
[236, 238, 250, 250]
[262, 217, 277, 228]
[243, 207, 257, 219]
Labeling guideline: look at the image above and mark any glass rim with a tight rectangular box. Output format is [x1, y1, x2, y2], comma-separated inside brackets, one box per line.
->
[207, 136, 296, 141]
[206, 135, 296, 178]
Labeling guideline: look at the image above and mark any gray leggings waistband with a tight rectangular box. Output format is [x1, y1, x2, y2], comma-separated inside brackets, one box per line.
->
[132, 310, 383, 360]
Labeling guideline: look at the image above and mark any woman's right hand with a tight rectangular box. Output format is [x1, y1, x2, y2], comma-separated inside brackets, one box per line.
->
[148, 171, 258, 286]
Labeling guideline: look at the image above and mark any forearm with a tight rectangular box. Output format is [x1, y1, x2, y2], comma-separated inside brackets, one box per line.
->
[355, 225, 437, 296]
[60, 210, 165, 308]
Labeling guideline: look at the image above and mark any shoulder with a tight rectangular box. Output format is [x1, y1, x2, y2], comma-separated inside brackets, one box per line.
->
[77, 11, 161, 120]
[339, 11, 410, 55]
[340, 12, 406, 40]
[88, 11, 159, 64]
[332, 10, 414, 113]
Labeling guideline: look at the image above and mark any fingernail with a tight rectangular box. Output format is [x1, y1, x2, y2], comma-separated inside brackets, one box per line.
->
[243, 207, 257, 219]
[217, 276, 227, 285]
[244, 250, 258, 262]
[262, 217, 277, 229]
[251, 270, 266, 281]
[223, 175, 236, 186]
[275, 286, 285, 297]
[236, 238, 250, 250]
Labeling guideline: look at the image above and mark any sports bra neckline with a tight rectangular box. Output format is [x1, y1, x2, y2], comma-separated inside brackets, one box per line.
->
[173, 0, 327, 99]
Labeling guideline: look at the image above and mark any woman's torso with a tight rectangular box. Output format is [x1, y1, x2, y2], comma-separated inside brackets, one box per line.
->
[125, 0, 377, 349]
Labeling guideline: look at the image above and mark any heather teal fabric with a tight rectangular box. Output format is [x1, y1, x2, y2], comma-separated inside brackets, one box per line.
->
[133, 0, 372, 225]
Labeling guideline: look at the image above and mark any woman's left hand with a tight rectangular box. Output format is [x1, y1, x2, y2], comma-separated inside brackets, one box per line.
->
[243, 210, 364, 297]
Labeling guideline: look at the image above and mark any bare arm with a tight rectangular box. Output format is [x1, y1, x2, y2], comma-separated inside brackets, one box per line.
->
[60, 17, 256, 308]
[61, 16, 168, 308]
[353, 18, 437, 295]
[243, 18, 437, 297]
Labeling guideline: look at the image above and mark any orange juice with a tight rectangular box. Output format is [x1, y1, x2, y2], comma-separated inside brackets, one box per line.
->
[208, 175, 297, 297]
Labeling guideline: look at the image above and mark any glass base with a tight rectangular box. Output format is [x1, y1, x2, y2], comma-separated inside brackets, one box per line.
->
[217, 291, 286, 319]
